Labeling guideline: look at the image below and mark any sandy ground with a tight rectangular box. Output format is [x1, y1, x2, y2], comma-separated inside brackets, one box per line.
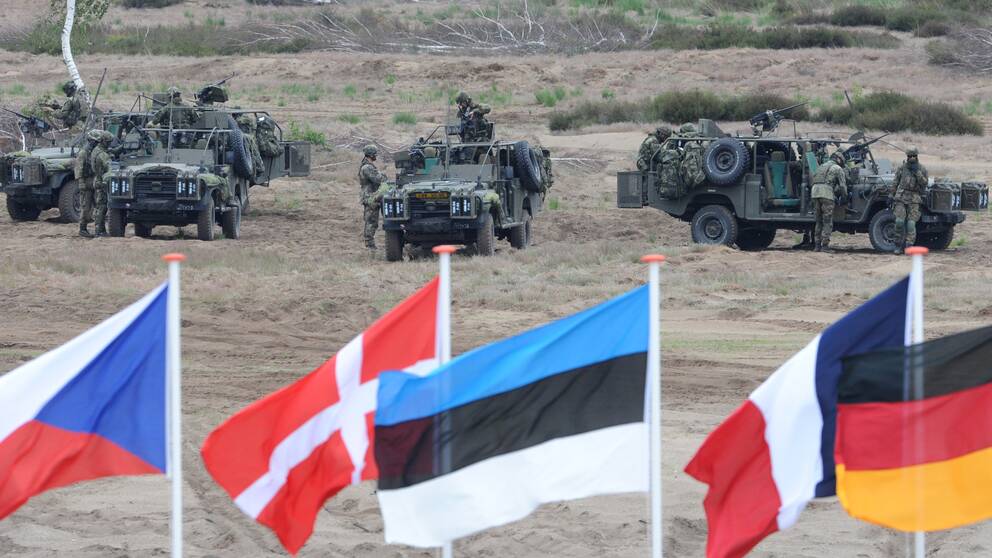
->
[4, 13, 992, 557]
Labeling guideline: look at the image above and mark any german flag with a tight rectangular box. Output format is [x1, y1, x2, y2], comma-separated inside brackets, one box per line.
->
[835, 325, 992, 532]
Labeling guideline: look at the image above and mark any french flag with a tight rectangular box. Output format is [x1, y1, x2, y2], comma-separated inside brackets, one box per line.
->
[0, 284, 168, 519]
[685, 278, 910, 558]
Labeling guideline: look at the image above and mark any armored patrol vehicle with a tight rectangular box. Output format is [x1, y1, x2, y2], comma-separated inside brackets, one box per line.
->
[380, 122, 551, 261]
[618, 116, 988, 252]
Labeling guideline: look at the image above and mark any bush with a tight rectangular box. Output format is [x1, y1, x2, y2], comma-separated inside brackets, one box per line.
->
[392, 112, 417, 125]
[915, 20, 951, 38]
[830, 5, 887, 27]
[535, 89, 559, 108]
[885, 6, 947, 32]
[925, 39, 960, 66]
[287, 121, 327, 148]
[119, 0, 183, 7]
[650, 24, 899, 50]
[820, 92, 982, 136]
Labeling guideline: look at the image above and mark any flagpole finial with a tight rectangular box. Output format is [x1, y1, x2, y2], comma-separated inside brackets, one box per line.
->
[905, 247, 929, 257]
[640, 254, 666, 263]
[433, 245, 457, 255]
[162, 253, 187, 263]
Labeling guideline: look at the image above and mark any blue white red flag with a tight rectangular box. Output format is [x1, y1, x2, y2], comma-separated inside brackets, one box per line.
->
[0, 284, 169, 519]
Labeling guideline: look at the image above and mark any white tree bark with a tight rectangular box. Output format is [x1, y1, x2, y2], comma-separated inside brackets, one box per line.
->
[61, 0, 90, 104]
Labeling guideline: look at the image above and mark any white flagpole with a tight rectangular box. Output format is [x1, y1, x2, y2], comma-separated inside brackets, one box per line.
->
[906, 246, 927, 558]
[641, 254, 666, 558]
[432, 245, 455, 558]
[163, 253, 186, 558]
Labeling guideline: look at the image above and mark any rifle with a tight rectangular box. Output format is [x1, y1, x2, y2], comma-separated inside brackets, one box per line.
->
[195, 74, 236, 106]
[748, 101, 808, 136]
[78, 68, 108, 151]
[2, 107, 54, 138]
[843, 133, 890, 166]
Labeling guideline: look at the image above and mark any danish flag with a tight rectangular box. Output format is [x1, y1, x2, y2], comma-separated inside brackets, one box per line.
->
[201, 278, 440, 555]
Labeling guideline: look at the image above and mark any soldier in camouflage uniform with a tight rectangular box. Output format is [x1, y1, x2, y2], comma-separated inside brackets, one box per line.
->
[680, 137, 706, 190]
[88, 131, 115, 237]
[891, 147, 928, 255]
[679, 123, 698, 137]
[637, 126, 671, 171]
[237, 114, 264, 183]
[47, 81, 86, 129]
[810, 150, 847, 253]
[151, 87, 198, 128]
[75, 130, 100, 238]
[256, 115, 281, 158]
[359, 145, 387, 252]
[455, 91, 492, 142]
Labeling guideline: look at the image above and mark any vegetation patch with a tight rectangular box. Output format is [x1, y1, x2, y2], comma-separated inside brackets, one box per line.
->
[287, 121, 327, 148]
[392, 112, 417, 126]
[650, 24, 899, 50]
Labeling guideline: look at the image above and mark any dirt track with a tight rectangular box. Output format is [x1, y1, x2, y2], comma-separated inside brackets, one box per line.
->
[3, 23, 992, 558]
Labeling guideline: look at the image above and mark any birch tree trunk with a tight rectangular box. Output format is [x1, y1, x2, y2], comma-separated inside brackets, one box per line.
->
[61, 0, 90, 104]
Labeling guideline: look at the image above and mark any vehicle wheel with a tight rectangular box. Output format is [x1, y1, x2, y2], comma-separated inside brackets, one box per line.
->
[476, 211, 496, 256]
[509, 212, 531, 249]
[917, 227, 954, 251]
[513, 141, 543, 192]
[691, 205, 739, 246]
[385, 229, 404, 262]
[228, 115, 254, 179]
[134, 222, 154, 238]
[868, 209, 899, 253]
[57, 180, 81, 223]
[108, 208, 126, 237]
[5, 197, 41, 221]
[703, 138, 750, 186]
[221, 201, 241, 240]
[736, 229, 776, 251]
[197, 196, 216, 241]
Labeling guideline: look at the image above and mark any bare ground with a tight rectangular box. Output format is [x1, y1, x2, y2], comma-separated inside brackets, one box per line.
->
[2, 30, 992, 558]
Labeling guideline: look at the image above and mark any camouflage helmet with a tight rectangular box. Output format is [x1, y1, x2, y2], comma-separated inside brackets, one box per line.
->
[62, 80, 77, 95]
[906, 146, 919, 158]
[363, 144, 378, 158]
[655, 125, 672, 139]
[86, 129, 103, 143]
[830, 150, 846, 164]
[679, 123, 696, 134]
[236, 114, 256, 132]
[97, 130, 114, 145]
[455, 91, 471, 105]
[167, 86, 182, 99]
[256, 115, 274, 130]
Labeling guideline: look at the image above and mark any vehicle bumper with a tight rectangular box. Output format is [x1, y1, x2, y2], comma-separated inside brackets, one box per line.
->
[109, 196, 212, 223]
[921, 211, 966, 226]
[3, 184, 53, 205]
[383, 213, 484, 242]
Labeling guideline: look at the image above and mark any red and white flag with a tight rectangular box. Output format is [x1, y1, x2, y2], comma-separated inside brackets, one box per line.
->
[201, 278, 440, 555]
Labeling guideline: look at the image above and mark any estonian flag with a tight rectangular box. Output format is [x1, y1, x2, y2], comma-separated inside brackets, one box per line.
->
[374, 286, 650, 547]
[836, 325, 992, 531]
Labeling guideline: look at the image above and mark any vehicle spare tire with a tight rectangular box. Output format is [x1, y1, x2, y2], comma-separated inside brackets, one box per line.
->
[513, 141, 543, 192]
[227, 115, 254, 179]
[703, 138, 750, 186]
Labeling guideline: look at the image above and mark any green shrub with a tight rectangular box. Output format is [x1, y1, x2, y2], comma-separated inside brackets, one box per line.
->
[338, 114, 360, 124]
[601, 88, 615, 100]
[342, 84, 357, 98]
[535, 89, 559, 108]
[885, 6, 947, 32]
[650, 24, 899, 50]
[830, 6, 887, 27]
[393, 112, 417, 125]
[120, 0, 183, 7]
[385, 74, 397, 86]
[287, 121, 327, 148]
[926, 39, 960, 66]
[915, 20, 951, 38]
[820, 92, 982, 136]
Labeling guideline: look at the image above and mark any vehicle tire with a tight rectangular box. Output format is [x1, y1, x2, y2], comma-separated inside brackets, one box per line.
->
[108, 208, 126, 237]
[513, 141, 543, 192]
[228, 115, 254, 179]
[691, 205, 739, 246]
[476, 211, 496, 256]
[703, 138, 750, 186]
[385, 229, 404, 262]
[57, 180, 81, 223]
[134, 222, 154, 238]
[197, 195, 216, 241]
[736, 228, 776, 251]
[5, 197, 41, 221]
[917, 227, 954, 251]
[509, 212, 531, 249]
[868, 209, 899, 253]
[221, 201, 241, 240]
[240, 187, 251, 216]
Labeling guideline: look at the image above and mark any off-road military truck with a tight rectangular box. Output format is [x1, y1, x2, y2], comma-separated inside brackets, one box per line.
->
[617, 118, 988, 252]
[105, 101, 310, 241]
[380, 123, 552, 261]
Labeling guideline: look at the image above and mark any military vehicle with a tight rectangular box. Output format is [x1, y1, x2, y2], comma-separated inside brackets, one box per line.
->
[380, 122, 552, 261]
[618, 115, 988, 252]
[105, 93, 310, 240]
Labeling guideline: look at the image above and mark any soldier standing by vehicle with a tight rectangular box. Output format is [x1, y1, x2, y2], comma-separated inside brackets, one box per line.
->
[810, 150, 847, 253]
[891, 147, 928, 255]
[359, 145, 387, 253]
[74, 130, 100, 238]
[88, 131, 114, 237]
[637, 126, 671, 171]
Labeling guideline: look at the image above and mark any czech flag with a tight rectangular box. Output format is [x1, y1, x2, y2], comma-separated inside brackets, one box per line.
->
[0, 284, 168, 519]
[685, 278, 910, 558]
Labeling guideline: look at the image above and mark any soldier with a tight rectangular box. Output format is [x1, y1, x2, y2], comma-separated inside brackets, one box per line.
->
[88, 131, 115, 237]
[74, 130, 100, 238]
[256, 115, 281, 159]
[455, 91, 491, 142]
[359, 145, 387, 253]
[236, 114, 264, 183]
[47, 81, 86, 129]
[151, 87, 197, 128]
[810, 150, 847, 253]
[679, 123, 698, 137]
[637, 126, 671, 171]
[891, 147, 928, 255]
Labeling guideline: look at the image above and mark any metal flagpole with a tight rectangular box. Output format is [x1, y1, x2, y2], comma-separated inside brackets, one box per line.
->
[432, 245, 456, 558]
[641, 254, 666, 558]
[906, 246, 927, 558]
[163, 253, 186, 558]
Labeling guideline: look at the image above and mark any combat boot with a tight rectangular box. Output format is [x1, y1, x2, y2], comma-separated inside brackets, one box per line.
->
[792, 233, 814, 250]
[821, 242, 834, 254]
[78, 223, 92, 238]
[813, 241, 821, 252]
[95, 223, 107, 238]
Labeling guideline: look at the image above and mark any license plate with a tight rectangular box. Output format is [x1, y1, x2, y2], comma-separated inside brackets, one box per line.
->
[414, 192, 449, 200]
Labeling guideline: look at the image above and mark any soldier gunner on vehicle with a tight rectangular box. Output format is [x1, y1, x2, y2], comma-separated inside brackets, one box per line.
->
[455, 91, 491, 142]
[45, 81, 86, 129]
[359, 145, 388, 253]
[151, 87, 199, 129]
[637, 126, 671, 171]
[891, 147, 929, 255]
[810, 150, 847, 253]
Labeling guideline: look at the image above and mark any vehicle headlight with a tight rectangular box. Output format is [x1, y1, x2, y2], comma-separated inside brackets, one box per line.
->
[177, 173, 199, 199]
[450, 196, 475, 217]
[383, 197, 407, 219]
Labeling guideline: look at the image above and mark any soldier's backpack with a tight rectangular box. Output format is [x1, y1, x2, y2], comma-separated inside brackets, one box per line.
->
[680, 141, 705, 189]
[656, 148, 684, 199]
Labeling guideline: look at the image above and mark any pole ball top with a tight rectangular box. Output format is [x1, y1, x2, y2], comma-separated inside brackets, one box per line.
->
[432, 245, 457, 255]
[640, 254, 666, 264]
[162, 253, 187, 263]
[905, 247, 929, 257]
